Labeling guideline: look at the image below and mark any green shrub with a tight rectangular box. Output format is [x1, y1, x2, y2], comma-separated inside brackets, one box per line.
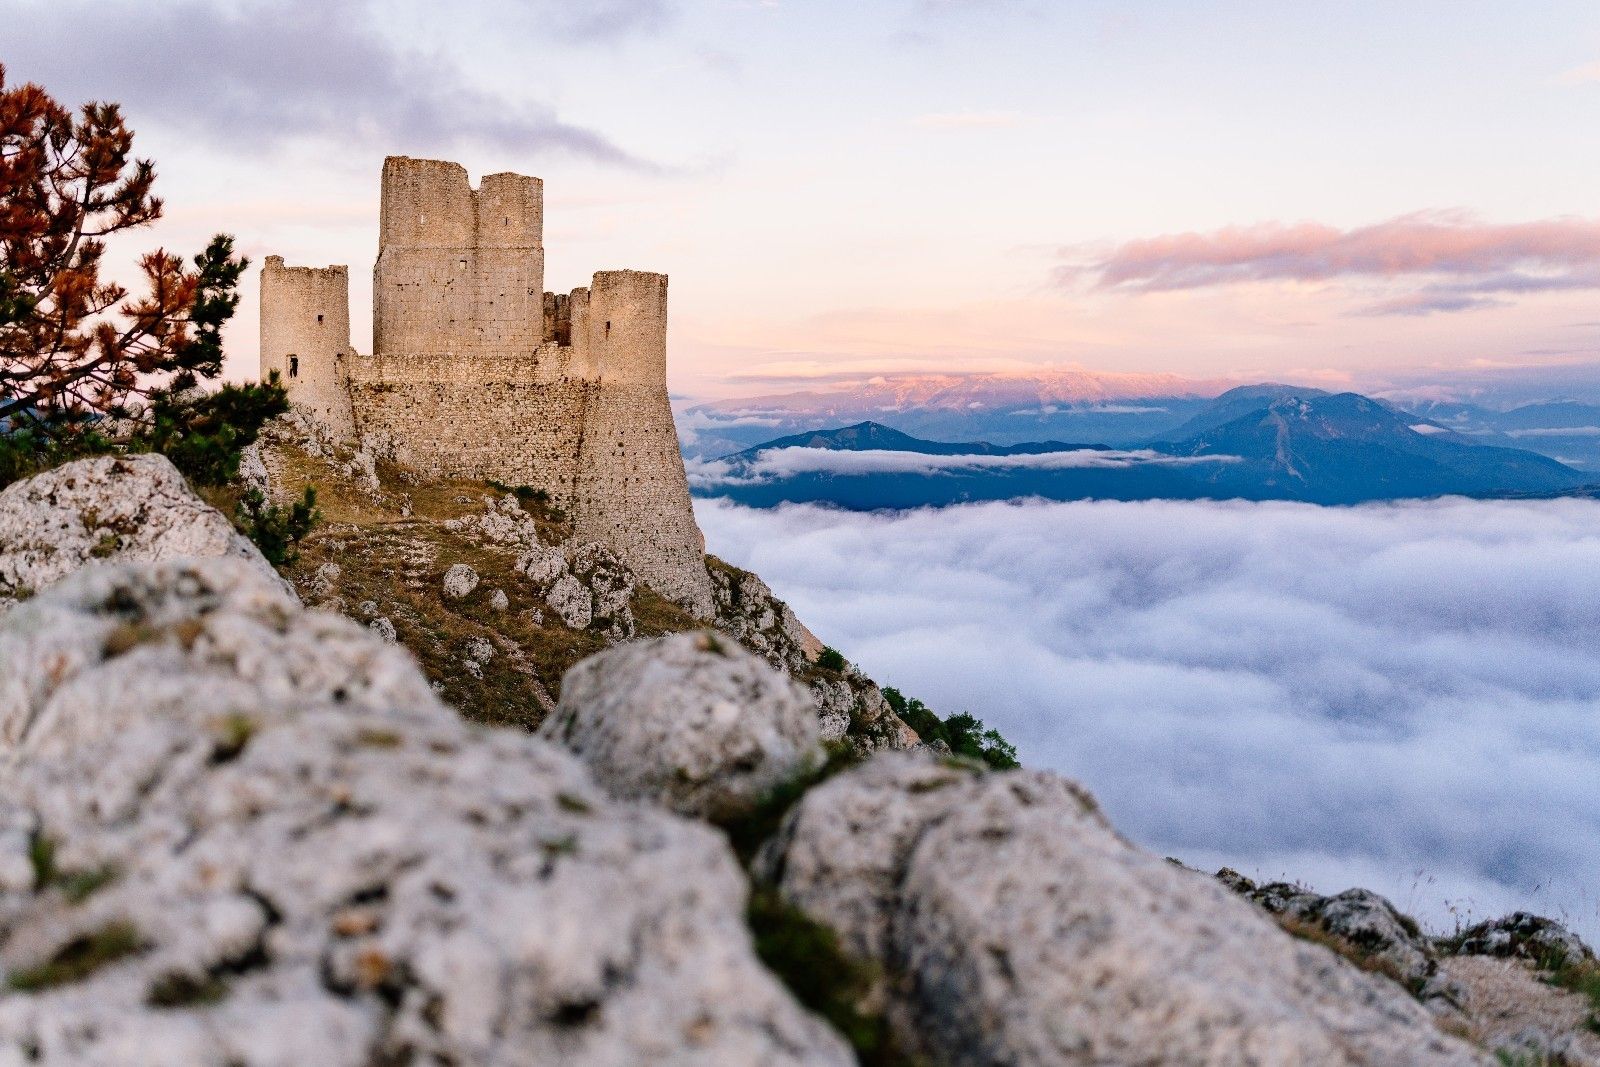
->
[816, 646, 847, 672]
[0, 377, 288, 492]
[133, 377, 289, 488]
[746, 887, 918, 1065]
[235, 486, 319, 566]
[881, 687, 1020, 770]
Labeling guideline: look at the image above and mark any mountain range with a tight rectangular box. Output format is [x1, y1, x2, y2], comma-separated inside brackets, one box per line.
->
[682, 370, 1600, 473]
[691, 387, 1592, 509]
[681, 369, 1229, 457]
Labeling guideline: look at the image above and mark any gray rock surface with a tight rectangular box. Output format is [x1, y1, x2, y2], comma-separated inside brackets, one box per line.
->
[707, 563, 914, 752]
[1448, 912, 1594, 966]
[542, 632, 822, 819]
[1441, 956, 1600, 1065]
[766, 753, 1490, 1066]
[1218, 871, 1439, 991]
[0, 559, 854, 1067]
[708, 564, 820, 675]
[0, 454, 281, 609]
[440, 563, 479, 600]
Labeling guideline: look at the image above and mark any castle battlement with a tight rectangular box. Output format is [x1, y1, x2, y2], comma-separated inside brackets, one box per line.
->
[260, 157, 714, 618]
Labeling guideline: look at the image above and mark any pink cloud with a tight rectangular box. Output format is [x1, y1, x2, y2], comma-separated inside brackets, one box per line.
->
[1080, 212, 1600, 312]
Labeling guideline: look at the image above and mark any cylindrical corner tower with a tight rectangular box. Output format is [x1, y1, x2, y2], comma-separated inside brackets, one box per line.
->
[259, 256, 357, 441]
[573, 270, 715, 618]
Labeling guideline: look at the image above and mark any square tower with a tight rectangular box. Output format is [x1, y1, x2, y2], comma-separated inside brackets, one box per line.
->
[373, 157, 545, 357]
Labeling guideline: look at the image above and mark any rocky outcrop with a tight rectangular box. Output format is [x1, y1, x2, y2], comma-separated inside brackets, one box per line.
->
[709, 559, 915, 754]
[1217, 871, 1440, 992]
[0, 558, 853, 1066]
[541, 632, 822, 819]
[445, 496, 637, 637]
[1447, 912, 1594, 967]
[1438, 955, 1600, 1065]
[762, 754, 1489, 1066]
[0, 454, 280, 609]
[708, 562, 821, 676]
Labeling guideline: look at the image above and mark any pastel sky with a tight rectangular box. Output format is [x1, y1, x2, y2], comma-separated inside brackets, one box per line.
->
[8, 0, 1600, 398]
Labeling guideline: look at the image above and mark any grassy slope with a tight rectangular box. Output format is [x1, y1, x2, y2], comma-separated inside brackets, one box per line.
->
[263, 442, 703, 730]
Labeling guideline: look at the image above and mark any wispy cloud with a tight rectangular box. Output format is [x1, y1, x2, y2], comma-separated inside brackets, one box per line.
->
[688, 446, 1237, 488]
[1067, 212, 1600, 316]
[699, 496, 1600, 940]
[912, 109, 1028, 130]
[4, 0, 655, 167]
[530, 0, 674, 42]
[1555, 61, 1600, 86]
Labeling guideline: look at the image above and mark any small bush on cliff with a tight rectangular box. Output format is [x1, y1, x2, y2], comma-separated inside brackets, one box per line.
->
[0, 64, 284, 489]
[236, 487, 319, 566]
[882, 687, 1020, 770]
[816, 646, 847, 672]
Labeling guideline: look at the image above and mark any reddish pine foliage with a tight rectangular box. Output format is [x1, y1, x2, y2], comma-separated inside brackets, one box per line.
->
[0, 63, 223, 427]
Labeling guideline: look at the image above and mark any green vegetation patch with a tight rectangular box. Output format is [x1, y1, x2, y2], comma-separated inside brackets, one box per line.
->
[1536, 947, 1600, 1032]
[147, 971, 230, 1009]
[747, 886, 923, 1066]
[882, 688, 1019, 770]
[8, 921, 143, 992]
[236, 486, 319, 566]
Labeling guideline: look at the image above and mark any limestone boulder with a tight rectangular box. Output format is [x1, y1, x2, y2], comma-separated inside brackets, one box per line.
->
[568, 542, 635, 638]
[1448, 912, 1594, 966]
[544, 573, 592, 629]
[765, 753, 1490, 1066]
[440, 563, 478, 599]
[0, 454, 281, 609]
[512, 540, 637, 638]
[0, 559, 855, 1067]
[1219, 872, 1439, 991]
[0, 558, 435, 755]
[754, 753, 973, 963]
[542, 632, 822, 819]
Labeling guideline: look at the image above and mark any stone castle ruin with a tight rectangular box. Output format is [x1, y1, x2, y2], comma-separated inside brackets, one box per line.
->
[260, 156, 714, 617]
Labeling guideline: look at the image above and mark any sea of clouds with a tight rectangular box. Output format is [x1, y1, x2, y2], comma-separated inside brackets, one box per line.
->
[696, 495, 1600, 939]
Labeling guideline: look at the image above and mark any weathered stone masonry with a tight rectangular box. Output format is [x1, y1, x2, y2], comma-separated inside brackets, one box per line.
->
[260, 156, 715, 617]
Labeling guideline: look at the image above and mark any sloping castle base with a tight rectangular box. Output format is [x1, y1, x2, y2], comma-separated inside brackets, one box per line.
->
[260, 157, 714, 618]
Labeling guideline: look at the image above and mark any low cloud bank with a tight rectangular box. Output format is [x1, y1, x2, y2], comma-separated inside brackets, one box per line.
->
[697, 496, 1600, 939]
[688, 446, 1236, 488]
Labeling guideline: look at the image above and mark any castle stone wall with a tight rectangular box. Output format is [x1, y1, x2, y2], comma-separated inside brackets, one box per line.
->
[260, 158, 714, 619]
[345, 344, 593, 508]
[259, 257, 357, 440]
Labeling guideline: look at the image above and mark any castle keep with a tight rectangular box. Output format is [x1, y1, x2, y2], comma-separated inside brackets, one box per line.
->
[260, 156, 714, 617]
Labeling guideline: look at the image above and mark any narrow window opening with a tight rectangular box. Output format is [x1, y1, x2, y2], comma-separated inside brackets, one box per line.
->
[604, 320, 611, 338]
[288, 355, 299, 378]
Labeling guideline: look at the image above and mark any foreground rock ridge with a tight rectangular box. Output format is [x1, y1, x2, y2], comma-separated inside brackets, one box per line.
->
[0, 558, 852, 1065]
[0, 454, 284, 609]
[0, 455, 1592, 1065]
